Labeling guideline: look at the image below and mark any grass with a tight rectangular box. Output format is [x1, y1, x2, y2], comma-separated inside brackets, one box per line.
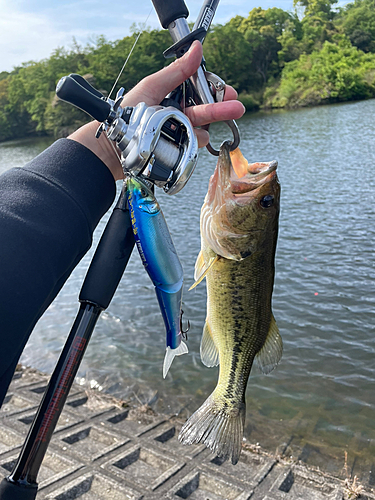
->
[342, 451, 365, 500]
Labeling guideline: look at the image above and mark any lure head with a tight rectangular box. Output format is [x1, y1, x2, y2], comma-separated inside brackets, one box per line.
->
[127, 177, 160, 215]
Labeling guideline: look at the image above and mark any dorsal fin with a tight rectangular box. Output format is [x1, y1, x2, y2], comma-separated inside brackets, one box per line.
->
[189, 254, 219, 291]
[200, 320, 219, 367]
[255, 315, 282, 374]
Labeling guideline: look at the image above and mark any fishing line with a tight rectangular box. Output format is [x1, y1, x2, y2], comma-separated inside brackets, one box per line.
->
[105, 6, 154, 173]
[108, 6, 154, 99]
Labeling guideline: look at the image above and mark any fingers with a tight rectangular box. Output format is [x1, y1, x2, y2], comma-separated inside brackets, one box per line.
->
[185, 100, 245, 128]
[122, 41, 203, 107]
[224, 86, 238, 101]
[195, 128, 210, 148]
[120, 39, 245, 147]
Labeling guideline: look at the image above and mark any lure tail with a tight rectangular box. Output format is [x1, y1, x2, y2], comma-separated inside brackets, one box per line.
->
[178, 393, 246, 465]
[163, 341, 188, 378]
[156, 285, 188, 377]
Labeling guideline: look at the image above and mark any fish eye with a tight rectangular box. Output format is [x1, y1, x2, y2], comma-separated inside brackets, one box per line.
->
[140, 188, 147, 197]
[260, 195, 274, 208]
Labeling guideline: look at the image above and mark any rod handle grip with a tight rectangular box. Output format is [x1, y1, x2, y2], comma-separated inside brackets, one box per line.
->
[79, 207, 135, 309]
[151, 0, 189, 29]
[0, 478, 37, 500]
[56, 75, 111, 122]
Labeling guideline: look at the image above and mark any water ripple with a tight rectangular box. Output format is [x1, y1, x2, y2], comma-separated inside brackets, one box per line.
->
[2, 100, 375, 481]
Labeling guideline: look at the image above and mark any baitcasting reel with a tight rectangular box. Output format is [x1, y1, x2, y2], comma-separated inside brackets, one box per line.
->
[56, 74, 198, 195]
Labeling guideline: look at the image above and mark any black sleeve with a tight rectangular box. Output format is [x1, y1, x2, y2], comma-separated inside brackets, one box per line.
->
[0, 138, 116, 400]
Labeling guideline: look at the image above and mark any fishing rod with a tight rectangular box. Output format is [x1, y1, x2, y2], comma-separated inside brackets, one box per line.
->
[0, 186, 135, 500]
[0, 0, 240, 497]
[151, 0, 240, 155]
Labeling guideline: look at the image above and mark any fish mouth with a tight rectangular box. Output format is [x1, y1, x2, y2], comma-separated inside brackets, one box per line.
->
[229, 145, 278, 195]
[202, 142, 280, 261]
[207, 142, 278, 204]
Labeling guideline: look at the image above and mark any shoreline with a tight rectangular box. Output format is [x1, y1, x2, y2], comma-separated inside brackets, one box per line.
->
[1, 96, 375, 145]
[1, 365, 373, 499]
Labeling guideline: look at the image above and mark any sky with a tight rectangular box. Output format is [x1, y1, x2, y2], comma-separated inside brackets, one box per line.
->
[0, 0, 299, 73]
[1, 0, 352, 73]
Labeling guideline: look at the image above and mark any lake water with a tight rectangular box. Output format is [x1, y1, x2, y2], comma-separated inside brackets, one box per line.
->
[1, 99, 375, 484]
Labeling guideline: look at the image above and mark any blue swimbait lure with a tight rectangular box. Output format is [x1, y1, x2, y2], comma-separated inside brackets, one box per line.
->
[126, 176, 188, 377]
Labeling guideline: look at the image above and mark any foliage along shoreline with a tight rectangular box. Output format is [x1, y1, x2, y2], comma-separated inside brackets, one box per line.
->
[0, 0, 374, 143]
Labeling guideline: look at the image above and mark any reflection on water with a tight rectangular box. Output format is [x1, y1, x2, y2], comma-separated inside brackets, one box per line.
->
[1, 100, 375, 484]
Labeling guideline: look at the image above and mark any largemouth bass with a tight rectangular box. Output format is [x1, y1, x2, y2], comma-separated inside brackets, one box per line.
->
[127, 176, 188, 378]
[178, 141, 281, 464]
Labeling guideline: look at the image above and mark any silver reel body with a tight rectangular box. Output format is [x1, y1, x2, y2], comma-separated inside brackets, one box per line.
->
[55, 74, 198, 195]
[107, 103, 198, 195]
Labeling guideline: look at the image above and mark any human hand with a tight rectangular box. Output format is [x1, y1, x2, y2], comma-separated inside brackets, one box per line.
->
[69, 40, 245, 181]
[123, 40, 245, 148]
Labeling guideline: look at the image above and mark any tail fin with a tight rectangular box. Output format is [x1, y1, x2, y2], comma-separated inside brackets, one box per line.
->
[163, 341, 188, 378]
[178, 394, 245, 465]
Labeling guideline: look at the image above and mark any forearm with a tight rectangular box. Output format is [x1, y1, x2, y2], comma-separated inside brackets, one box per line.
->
[69, 121, 124, 181]
[0, 138, 116, 375]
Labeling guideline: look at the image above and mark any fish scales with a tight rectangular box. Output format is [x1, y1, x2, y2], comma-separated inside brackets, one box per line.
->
[206, 242, 274, 401]
[179, 142, 282, 464]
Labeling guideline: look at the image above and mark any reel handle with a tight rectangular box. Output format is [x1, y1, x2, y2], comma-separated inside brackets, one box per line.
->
[151, 0, 189, 29]
[69, 73, 104, 98]
[56, 75, 111, 122]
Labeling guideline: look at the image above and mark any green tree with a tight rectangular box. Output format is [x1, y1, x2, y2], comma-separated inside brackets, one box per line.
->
[335, 0, 375, 52]
[86, 30, 169, 97]
[5, 43, 91, 139]
[277, 16, 304, 66]
[269, 39, 375, 108]
[296, 0, 337, 18]
[236, 8, 296, 86]
[203, 22, 252, 93]
[0, 77, 12, 141]
[294, 0, 339, 52]
[2, 1, 375, 142]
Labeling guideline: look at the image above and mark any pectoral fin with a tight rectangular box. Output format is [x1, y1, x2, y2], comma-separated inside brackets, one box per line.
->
[189, 254, 219, 291]
[255, 314, 283, 374]
[194, 251, 205, 281]
[200, 320, 219, 367]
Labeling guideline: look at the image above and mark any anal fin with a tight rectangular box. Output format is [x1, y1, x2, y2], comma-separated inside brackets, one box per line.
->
[200, 320, 219, 367]
[255, 314, 283, 374]
[163, 341, 188, 378]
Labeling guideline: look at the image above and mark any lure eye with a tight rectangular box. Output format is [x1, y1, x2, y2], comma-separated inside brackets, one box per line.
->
[260, 195, 274, 208]
[140, 188, 147, 197]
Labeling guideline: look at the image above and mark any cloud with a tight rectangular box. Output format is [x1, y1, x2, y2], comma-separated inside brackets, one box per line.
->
[0, 2, 79, 71]
[0, 0, 165, 72]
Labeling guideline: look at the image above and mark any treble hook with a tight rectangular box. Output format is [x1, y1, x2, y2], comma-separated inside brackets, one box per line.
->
[180, 310, 190, 340]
